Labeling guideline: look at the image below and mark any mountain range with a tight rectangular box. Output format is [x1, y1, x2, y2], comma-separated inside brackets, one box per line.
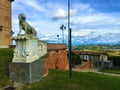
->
[40, 32, 120, 46]
[72, 33, 120, 45]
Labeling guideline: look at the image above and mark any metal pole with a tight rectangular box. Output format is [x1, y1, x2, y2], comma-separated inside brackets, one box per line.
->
[57, 35, 59, 44]
[62, 29, 64, 44]
[60, 24, 66, 44]
[68, 0, 72, 78]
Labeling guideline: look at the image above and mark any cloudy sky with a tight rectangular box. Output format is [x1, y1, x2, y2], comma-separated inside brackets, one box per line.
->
[12, 0, 120, 45]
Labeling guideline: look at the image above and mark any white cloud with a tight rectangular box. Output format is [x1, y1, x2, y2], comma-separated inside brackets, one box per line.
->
[23, 0, 45, 12]
[72, 30, 89, 37]
[52, 8, 67, 19]
[12, 0, 45, 12]
[40, 33, 56, 41]
[70, 9, 78, 16]
[12, 0, 120, 45]
[70, 13, 120, 30]
[71, 13, 111, 24]
[74, 3, 91, 11]
[52, 8, 77, 20]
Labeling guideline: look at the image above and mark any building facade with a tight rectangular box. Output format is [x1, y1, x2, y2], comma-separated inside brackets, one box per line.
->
[80, 52, 109, 69]
[72, 51, 113, 69]
[0, 0, 14, 48]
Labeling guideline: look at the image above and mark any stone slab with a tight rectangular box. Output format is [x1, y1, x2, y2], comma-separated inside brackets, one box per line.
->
[9, 58, 42, 84]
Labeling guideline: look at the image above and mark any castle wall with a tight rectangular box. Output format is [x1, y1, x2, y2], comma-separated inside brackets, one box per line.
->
[0, 0, 13, 48]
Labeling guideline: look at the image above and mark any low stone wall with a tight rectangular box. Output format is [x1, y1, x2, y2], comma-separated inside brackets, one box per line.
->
[38, 40, 47, 57]
[80, 61, 92, 70]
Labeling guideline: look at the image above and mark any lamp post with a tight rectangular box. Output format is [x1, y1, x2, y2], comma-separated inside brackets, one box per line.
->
[57, 35, 59, 44]
[68, 0, 72, 78]
[60, 24, 66, 44]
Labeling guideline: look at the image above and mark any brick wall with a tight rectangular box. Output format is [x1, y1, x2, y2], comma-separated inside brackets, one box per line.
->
[42, 58, 48, 77]
[0, 0, 12, 48]
[80, 61, 92, 70]
[47, 50, 68, 70]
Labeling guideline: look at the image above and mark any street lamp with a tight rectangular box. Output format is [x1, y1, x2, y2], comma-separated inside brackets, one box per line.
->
[57, 35, 59, 44]
[60, 24, 66, 44]
[68, 0, 72, 78]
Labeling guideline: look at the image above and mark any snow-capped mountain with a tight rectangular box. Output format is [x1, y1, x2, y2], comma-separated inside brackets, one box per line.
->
[72, 33, 120, 45]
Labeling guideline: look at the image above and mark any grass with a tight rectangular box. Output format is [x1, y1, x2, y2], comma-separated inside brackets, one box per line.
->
[99, 69, 120, 74]
[0, 48, 13, 88]
[24, 69, 120, 90]
[0, 48, 120, 90]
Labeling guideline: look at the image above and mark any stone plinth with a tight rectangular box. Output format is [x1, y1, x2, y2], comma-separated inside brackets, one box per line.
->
[9, 58, 42, 84]
[38, 40, 47, 57]
[10, 34, 48, 84]
[12, 35, 39, 63]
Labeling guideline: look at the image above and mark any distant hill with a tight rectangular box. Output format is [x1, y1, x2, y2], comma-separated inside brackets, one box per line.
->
[72, 44, 120, 51]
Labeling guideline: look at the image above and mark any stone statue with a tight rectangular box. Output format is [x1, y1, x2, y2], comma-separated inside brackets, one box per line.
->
[10, 13, 48, 84]
[18, 13, 37, 36]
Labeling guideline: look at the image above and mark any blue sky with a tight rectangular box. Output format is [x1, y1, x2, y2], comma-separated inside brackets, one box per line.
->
[12, 0, 120, 45]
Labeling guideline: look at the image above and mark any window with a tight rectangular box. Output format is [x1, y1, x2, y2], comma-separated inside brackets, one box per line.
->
[0, 25, 3, 31]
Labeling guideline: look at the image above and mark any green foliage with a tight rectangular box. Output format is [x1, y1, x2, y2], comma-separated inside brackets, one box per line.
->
[71, 52, 81, 65]
[100, 69, 120, 74]
[0, 48, 13, 57]
[0, 48, 120, 90]
[109, 56, 120, 67]
[72, 44, 120, 52]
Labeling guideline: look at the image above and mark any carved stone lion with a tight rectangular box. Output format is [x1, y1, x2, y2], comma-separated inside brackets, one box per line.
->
[18, 14, 37, 36]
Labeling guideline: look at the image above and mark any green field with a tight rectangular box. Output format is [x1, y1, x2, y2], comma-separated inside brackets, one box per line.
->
[0, 48, 120, 90]
[72, 44, 120, 56]
[100, 69, 120, 74]
[23, 69, 120, 90]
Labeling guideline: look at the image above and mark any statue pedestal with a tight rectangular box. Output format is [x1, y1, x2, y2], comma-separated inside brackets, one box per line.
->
[12, 35, 39, 63]
[9, 34, 47, 84]
[9, 58, 42, 84]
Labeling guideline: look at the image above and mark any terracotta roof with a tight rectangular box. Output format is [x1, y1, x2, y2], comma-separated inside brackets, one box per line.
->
[72, 50, 81, 55]
[47, 44, 67, 50]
